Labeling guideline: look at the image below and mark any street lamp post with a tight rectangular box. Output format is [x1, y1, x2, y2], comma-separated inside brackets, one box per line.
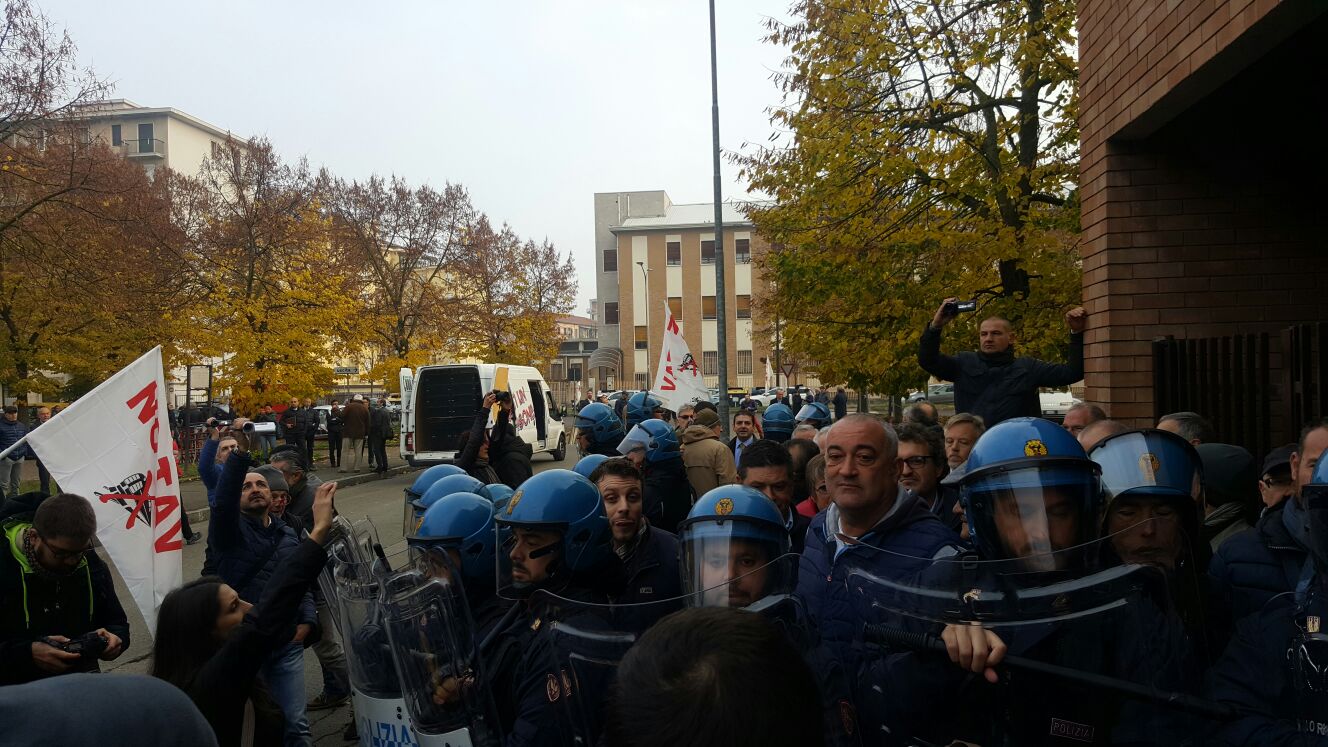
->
[708, 0, 730, 437]
[637, 260, 651, 389]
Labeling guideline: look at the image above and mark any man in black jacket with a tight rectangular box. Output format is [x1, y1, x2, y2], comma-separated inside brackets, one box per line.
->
[738, 439, 811, 553]
[0, 491, 130, 685]
[368, 398, 392, 474]
[918, 298, 1087, 426]
[591, 457, 682, 632]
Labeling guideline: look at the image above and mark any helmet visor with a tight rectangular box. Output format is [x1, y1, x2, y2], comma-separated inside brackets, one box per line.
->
[962, 466, 1100, 571]
[1091, 431, 1201, 502]
[795, 404, 824, 422]
[616, 424, 654, 458]
[679, 519, 793, 608]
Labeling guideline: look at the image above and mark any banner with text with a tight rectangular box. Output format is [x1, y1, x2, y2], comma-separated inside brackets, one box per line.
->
[25, 346, 183, 631]
[652, 302, 710, 412]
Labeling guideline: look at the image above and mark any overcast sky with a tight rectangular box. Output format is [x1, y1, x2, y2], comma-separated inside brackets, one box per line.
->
[50, 1, 793, 314]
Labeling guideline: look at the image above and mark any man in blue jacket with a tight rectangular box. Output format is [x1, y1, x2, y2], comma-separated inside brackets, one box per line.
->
[918, 299, 1086, 426]
[0, 405, 31, 502]
[590, 456, 681, 633]
[796, 413, 962, 666]
[1210, 418, 1328, 623]
[210, 418, 320, 746]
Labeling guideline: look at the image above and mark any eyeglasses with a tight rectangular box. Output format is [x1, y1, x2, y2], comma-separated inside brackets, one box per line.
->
[898, 455, 936, 469]
[40, 534, 91, 561]
[1261, 476, 1293, 489]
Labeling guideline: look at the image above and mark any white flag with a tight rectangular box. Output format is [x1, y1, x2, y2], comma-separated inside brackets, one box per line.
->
[652, 302, 711, 412]
[25, 347, 183, 631]
[765, 354, 774, 388]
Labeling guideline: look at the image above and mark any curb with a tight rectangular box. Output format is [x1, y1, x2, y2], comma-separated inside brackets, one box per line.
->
[185, 464, 415, 524]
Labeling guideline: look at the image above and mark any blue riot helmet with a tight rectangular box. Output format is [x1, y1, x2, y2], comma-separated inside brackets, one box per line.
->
[495, 469, 611, 595]
[484, 483, 515, 515]
[1089, 429, 1205, 570]
[408, 492, 498, 588]
[1301, 447, 1328, 572]
[762, 403, 796, 443]
[946, 417, 1101, 572]
[626, 391, 664, 430]
[409, 474, 489, 534]
[679, 485, 794, 608]
[794, 401, 831, 427]
[573, 453, 610, 479]
[402, 464, 466, 534]
[573, 402, 625, 452]
[617, 419, 682, 464]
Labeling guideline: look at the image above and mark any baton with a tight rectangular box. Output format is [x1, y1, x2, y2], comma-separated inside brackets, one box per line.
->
[863, 623, 1236, 721]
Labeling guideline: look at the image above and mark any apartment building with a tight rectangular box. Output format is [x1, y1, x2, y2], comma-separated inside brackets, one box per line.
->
[589, 190, 778, 393]
[548, 315, 599, 409]
[72, 99, 235, 177]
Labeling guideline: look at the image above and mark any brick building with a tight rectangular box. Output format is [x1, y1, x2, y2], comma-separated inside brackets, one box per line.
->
[1079, 0, 1328, 447]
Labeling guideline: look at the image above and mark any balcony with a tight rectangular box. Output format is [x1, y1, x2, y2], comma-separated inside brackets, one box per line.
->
[121, 138, 166, 158]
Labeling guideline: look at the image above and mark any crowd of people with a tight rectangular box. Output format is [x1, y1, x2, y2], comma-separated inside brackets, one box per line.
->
[0, 303, 1325, 747]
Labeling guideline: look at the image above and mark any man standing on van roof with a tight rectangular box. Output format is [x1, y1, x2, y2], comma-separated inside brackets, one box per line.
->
[918, 298, 1088, 426]
[339, 395, 370, 473]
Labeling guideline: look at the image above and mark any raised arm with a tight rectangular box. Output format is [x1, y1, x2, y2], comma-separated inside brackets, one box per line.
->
[209, 424, 253, 552]
[454, 394, 495, 470]
[1031, 308, 1087, 387]
[917, 299, 962, 382]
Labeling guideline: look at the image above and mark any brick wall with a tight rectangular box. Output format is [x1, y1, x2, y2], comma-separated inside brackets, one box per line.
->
[1078, 0, 1328, 427]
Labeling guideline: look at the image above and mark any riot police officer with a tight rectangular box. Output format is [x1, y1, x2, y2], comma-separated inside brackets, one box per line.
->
[618, 418, 691, 533]
[762, 403, 796, 443]
[402, 464, 467, 535]
[572, 453, 609, 479]
[409, 490, 511, 635]
[406, 473, 490, 536]
[795, 401, 832, 429]
[572, 402, 625, 458]
[625, 391, 664, 430]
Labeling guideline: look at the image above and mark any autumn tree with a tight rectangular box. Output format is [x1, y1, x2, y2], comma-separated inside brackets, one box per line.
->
[1, 0, 186, 398]
[451, 214, 576, 370]
[324, 174, 474, 386]
[170, 138, 368, 409]
[740, 0, 1082, 396]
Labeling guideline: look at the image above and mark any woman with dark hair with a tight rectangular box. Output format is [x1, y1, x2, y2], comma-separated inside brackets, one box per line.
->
[151, 480, 338, 747]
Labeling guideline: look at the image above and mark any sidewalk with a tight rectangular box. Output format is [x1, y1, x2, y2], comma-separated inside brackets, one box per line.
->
[10, 443, 416, 524]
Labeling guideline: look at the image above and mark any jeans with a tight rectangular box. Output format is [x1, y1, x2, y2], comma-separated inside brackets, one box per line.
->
[260, 641, 312, 747]
[260, 434, 278, 458]
[0, 458, 22, 498]
[313, 596, 349, 697]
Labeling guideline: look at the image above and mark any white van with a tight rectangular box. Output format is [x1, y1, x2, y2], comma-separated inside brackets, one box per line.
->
[398, 363, 567, 467]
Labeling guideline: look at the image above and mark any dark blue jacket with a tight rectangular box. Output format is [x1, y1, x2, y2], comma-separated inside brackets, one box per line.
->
[797, 488, 962, 665]
[0, 418, 31, 460]
[197, 438, 225, 508]
[208, 451, 316, 631]
[643, 457, 691, 534]
[1208, 498, 1311, 624]
[1206, 581, 1328, 746]
[612, 524, 682, 633]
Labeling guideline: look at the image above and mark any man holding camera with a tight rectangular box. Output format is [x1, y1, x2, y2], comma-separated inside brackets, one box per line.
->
[918, 297, 1087, 427]
[0, 492, 130, 685]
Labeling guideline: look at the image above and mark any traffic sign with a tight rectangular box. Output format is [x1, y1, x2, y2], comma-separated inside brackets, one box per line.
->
[333, 366, 358, 376]
[780, 363, 796, 379]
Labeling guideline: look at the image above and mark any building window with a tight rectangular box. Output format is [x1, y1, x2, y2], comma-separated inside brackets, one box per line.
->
[738, 350, 753, 375]
[605, 302, 619, 324]
[635, 373, 649, 390]
[735, 238, 751, 264]
[736, 295, 751, 319]
[666, 241, 681, 266]
[550, 363, 564, 380]
[603, 248, 617, 272]
[111, 124, 122, 146]
[668, 297, 683, 321]
[701, 240, 715, 265]
[635, 326, 648, 350]
[568, 365, 582, 381]
[702, 296, 716, 320]
[702, 351, 718, 375]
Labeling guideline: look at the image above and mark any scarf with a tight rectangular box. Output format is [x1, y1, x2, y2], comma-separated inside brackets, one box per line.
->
[614, 521, 649, 562]
[978, 348, 1015, 366]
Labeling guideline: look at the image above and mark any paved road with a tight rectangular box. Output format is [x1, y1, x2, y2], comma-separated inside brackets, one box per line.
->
[101, 452, 569, 744]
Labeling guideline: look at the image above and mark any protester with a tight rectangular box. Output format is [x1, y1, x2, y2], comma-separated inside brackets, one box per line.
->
[199, 421, 240, 508]
[253, 404, 279, 458]
[1256, 443, 1296, 510]
[590, 457, 682, 631]
[1196, 443, 1259, 551]
[903, 402, 939, 428]
[31, 406, 52, 494]
[1209, 418, 1327, 623]
[784, 438, 820, 510]
[456, 392, 530, 487]
[1062, 402, 1106, 437]
[896, 422, 961, 532]
[574, 389, 594, 413]
[204, 420, 320, 745]
[918, 299, 1086, 426]
[792, 423, 819, 441]
[796, 454, 829, 518]
[1156, 411, 1214, 445]
[280, 397, 307, 457]
[680, 408, 737, 499]
[942, 412, 984, 469]
[301, 397, 317, 462]
[0, 405, 30, 500]
[339, 394, 370, 473]
[0, 673, 219, 747]
[737, 439, 810, 553]
[1077, 418, 1129, 451]
[325, 399, 344, 469]
[603, 607, 824, 747]
[673, 403, 696, 438]
[485, 396, 534, 489]
[832, 387, 848, 421]
[153, 479, 337, 747]
[365, 397, 389, 474]
[729, 410, 758, 466]
[0, 492, 130, 685]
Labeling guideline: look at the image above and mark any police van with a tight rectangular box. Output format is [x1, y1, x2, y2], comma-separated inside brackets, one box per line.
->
[398, 363, 567, 467]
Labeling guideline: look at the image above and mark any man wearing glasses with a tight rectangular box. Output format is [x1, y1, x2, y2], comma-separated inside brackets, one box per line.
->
[895, 423, 963, 532]
[0, 492, 129, 684]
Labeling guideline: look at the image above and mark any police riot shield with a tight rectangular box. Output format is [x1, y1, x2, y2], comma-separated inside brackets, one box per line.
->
[318, 516, 380, 639]
[381, 548, 502, 747]
[844, 526, 1216, 746]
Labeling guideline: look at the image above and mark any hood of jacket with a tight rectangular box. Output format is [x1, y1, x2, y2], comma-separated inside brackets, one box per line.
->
[0, 491, 45, 524]
[680, 425, 721, 445]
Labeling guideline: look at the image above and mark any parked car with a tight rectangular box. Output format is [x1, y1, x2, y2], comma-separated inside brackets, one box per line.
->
[1039, 389, 1078, 423]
